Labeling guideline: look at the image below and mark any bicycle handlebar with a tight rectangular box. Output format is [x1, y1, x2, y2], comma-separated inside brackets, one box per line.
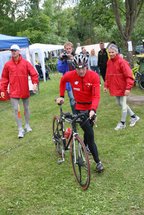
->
[55, 100, 96, 125]
[64, 111, 96, 126]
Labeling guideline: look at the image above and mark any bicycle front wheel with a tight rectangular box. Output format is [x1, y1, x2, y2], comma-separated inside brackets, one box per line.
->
[71, 135, 90, 190]
[52, 116, 64, 156]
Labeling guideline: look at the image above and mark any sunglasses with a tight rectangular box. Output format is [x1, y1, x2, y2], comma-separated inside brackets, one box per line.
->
[11, 49, 18, 52]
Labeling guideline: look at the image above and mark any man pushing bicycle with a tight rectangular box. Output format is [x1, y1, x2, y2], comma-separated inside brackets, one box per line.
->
[56, 54, 104, 173]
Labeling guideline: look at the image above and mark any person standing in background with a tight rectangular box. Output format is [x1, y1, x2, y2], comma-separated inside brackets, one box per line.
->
[0, 44, 39, 138]
[104, 44, 140, 130]
[98, 42, 108, 82]
[57, 41, 76, 114]
[81, 47, 90, 58]
[88, 49, 99, 75]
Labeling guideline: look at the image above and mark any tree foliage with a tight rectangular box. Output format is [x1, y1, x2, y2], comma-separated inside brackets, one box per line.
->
[0, 0, 144, 54]
[112, 0, 144, 44]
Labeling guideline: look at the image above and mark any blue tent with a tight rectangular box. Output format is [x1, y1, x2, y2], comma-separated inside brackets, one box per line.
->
[0, 34, 30, 50]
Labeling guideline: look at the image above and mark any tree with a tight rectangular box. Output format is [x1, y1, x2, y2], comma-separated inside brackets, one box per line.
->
[111, 0, 144, 65]
[131, 5, 144, 47]
[74, 0, 116, 45]
[43, 0, 75, 43]
[0, 0, 144, 51]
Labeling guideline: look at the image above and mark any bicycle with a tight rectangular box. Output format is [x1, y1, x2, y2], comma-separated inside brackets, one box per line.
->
[132, 58, 144, 90]
[134, 71, 144, 90]
[52, 103, 92, 190]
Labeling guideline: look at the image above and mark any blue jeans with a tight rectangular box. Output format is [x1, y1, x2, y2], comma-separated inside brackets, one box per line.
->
[90, 66, 100, 75]
[67, 90, 76, 114]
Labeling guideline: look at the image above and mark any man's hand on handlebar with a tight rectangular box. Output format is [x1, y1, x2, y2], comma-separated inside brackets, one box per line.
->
[56, 97, 64, 105]
[89, 110, 95, 119]
[89, 110, 97, 124]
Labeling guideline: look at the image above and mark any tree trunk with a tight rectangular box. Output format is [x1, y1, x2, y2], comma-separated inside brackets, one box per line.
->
[112, 0, 144, 66]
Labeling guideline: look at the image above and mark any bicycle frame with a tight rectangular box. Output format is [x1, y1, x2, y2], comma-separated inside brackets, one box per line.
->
[55, 104, 91, 162]
[53, 104, 91, 190]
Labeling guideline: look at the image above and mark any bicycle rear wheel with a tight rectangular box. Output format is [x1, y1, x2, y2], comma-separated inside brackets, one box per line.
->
[52, 116, 64, 155]
[71, 135, 90, 190]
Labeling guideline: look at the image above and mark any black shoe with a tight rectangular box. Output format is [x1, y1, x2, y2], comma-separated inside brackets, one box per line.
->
[96, 161, 104, 173]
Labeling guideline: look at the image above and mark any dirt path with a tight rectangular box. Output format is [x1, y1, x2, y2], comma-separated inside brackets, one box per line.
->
[127, 95, 144, 105]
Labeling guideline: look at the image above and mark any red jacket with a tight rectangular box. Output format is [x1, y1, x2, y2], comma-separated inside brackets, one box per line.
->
[60, 70, 100, 111]
[105, 55, 134, 96]
[0, 55, 39, 98]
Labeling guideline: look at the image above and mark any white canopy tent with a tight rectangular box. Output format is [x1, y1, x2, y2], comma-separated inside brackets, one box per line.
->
[29, 43, 64, 81]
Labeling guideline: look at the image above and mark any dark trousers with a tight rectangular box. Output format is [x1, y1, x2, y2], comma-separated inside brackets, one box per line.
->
[76, 110, 100, 164]
[100, 67, 106, 81]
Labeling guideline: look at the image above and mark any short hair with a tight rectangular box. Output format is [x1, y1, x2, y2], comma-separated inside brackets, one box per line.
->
[64, 41, 73, 48]
[108, 44, 119, 53]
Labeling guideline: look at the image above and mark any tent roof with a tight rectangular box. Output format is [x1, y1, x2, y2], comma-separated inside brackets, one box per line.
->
[0, 34, 29, 50]
[29, 43, 63, 53]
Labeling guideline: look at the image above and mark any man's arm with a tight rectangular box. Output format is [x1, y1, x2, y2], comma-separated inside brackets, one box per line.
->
[91, 74, 100, 111]
[57, 59, 68, 74]
[27, 61, 39, 85]
[59, 74, 68, 97]
[0, 65, 9, 97]
[56, 72, 72, 105]
[120, 60, 134, 90]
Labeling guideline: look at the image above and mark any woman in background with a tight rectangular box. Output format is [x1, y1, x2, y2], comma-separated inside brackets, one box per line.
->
[88, 49, 99, 75]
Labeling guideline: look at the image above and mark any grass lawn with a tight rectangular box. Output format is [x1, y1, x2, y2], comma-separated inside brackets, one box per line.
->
[0, 73, 144, 215]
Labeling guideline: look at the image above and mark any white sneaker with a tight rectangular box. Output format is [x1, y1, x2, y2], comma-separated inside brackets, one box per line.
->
[25, 124, 32, 132]
[130, 116, 140, 127]
[114, 122, 126, 131]
[18, 129, 25, 138]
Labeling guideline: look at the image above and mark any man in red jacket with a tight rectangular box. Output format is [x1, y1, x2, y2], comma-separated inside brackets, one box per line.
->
[0, 44, 39, 138]
[104, 44, 140, 130]
[57, 54, 104, 173]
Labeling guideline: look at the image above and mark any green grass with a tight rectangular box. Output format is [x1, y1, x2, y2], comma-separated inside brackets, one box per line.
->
[0, 73, 144, 215]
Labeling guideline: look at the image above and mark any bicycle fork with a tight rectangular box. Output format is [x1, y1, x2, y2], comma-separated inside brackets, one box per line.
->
[73, 135, 86, 166]
[72, 133, 81, 164]
[57, 137, 66, 164]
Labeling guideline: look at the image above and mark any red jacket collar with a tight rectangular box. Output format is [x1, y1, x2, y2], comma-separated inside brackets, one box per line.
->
[111, 54, 119, 62]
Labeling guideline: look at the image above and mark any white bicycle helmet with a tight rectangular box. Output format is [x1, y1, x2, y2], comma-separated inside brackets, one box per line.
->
[73, 54, 88, 68]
